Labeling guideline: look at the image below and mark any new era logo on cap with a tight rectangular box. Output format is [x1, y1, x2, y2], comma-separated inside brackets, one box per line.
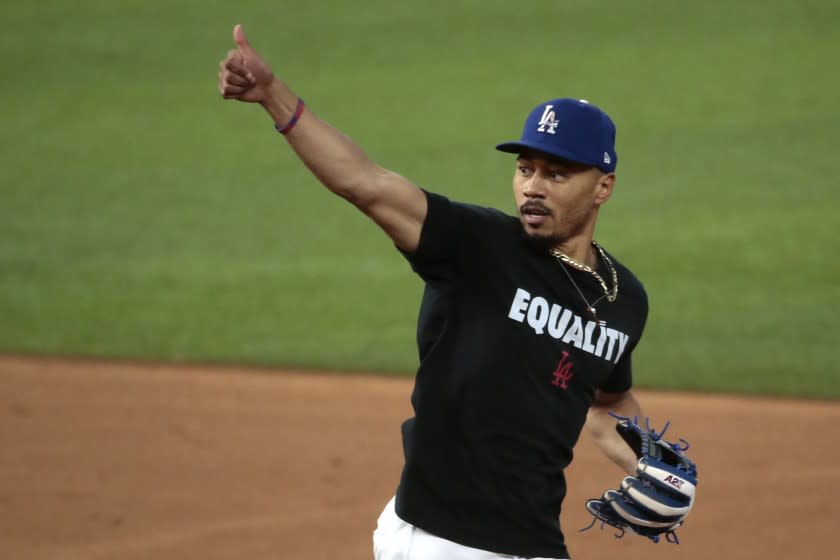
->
[495, 98, 618, 173]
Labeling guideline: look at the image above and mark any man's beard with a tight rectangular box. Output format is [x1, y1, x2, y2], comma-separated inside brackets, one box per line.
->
[517, 200, 566, 253]
[519, 224, 565, 254]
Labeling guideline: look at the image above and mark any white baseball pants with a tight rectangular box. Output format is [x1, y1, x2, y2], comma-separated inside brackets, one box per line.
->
[372, 496, 568, 560]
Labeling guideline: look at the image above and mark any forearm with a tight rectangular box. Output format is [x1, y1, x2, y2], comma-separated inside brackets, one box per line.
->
[219, 26, 426, 251]
[260, 81, 382, 206]
[586, 391, 642, 475]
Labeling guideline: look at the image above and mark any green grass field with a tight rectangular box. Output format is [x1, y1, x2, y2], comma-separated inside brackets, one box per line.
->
[1, 1, 838, 397]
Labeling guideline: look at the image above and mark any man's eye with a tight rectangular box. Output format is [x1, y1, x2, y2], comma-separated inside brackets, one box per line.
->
[518, 165, 532, 175]
[550, 171, 568, 181]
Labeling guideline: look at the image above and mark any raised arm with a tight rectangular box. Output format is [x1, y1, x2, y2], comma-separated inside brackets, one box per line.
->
[217, 24, 427, 252]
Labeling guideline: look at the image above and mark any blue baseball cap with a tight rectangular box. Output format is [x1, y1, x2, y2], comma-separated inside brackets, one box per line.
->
[496, 98, 618, 173]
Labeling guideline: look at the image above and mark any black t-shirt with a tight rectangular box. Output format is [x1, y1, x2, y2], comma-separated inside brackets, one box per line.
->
[394, 191, 649, 559]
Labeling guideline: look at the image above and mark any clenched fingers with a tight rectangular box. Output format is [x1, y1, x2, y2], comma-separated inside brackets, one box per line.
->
[220, 50, 255, 82]
[218, 73, 254, 98]
[218, 50, 256, 98]
[220, 83, 250, 99]
[219, 69, 252, 88]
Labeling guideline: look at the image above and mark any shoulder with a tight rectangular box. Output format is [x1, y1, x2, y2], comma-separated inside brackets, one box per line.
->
[427, 191, 520, 235]
[404, 191, 520, 277]
[449, 195, 516, 225]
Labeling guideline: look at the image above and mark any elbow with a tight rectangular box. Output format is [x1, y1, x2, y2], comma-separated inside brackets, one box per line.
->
[334, 183, 367, 206]
[331, 164, 390, 209]
[336, 166, 395, 211]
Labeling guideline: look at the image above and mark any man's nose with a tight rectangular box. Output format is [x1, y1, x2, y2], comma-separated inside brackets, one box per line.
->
[523, 175, 547, 198]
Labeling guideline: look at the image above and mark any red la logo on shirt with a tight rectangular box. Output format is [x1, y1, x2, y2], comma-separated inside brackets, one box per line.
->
[551, 351, 574, 389]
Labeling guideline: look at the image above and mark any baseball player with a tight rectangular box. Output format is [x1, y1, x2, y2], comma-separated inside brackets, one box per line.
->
[218, 24, 695, 560]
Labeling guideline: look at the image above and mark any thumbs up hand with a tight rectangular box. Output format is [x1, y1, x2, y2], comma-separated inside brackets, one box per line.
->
[218, 24, 275, 103]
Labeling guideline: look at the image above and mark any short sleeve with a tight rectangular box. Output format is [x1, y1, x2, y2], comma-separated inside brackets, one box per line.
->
[401, 191, 461, 282]
[599, 352, 633, 393]
[598, 289, 647, 394]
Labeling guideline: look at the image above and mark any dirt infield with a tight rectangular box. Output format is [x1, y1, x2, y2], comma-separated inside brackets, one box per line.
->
[1, 356, 838, 560]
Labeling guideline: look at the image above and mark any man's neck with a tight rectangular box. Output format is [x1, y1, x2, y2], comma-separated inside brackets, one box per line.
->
[553, 237, 597, 268]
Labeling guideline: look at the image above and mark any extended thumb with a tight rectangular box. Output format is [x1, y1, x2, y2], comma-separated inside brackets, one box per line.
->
[233, 24, 251, 50]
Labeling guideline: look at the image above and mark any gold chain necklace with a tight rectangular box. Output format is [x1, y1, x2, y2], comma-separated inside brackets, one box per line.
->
[550, 241, 618, 321]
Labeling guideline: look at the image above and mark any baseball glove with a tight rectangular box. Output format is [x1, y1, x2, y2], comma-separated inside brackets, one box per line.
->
[582, 416, 698, 543]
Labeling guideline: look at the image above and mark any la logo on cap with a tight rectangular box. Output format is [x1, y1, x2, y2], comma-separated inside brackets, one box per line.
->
[536, 105, 558, 135]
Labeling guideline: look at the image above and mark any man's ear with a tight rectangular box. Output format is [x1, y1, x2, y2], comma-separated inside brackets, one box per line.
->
[594, 173, 616, 206]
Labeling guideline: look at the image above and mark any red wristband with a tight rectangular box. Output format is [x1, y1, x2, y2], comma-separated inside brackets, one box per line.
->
[275, 98, 305, 135]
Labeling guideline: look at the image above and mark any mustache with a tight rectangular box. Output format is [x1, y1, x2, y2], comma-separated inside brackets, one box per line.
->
[520, 200, 550, 215]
